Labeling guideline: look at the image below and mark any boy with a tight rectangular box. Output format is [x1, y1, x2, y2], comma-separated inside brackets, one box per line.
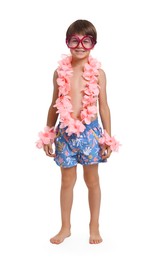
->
[37, 19, 119, 244]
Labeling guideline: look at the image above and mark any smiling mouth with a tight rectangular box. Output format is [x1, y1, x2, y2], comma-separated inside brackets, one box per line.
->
[75, 49, 85, 52]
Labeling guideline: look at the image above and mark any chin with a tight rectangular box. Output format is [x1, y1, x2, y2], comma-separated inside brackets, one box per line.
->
[71, 50, 90, 59]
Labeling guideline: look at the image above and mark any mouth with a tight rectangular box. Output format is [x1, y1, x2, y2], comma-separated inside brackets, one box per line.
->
[75, 49, 86, 53]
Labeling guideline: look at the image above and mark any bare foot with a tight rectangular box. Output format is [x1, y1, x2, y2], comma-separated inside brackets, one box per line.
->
[89, 233, 103, 244]
[89, 226, 103, 244]
[50, 228, 71, 244]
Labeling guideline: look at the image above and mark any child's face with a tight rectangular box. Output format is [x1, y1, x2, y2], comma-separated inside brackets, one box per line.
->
[66, 34, 95, 59]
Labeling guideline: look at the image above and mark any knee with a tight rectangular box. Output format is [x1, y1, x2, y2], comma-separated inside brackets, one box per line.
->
[61, 174, 76, 189]
[84, 175, 99, 190]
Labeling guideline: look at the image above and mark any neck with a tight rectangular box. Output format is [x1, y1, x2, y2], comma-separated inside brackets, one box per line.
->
[71, 56, 89, 68]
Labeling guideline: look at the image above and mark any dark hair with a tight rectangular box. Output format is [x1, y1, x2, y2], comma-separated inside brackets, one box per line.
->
[66, 19, 97, 42]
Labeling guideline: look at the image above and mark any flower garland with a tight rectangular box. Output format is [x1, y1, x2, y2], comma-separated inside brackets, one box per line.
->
[98, 130, 120, 152]
[36, 55, 120, 152]
[54, 55, 101, 136]
[36, 127, 56, 149]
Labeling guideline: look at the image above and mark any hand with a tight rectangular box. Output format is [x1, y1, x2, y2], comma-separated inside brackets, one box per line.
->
[101, 145, 112, 160]
[43, 143, 56, 157]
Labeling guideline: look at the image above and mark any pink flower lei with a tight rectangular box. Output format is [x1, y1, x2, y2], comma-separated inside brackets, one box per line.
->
[54, 55, 101, 136]
[36, 126, 56, 149]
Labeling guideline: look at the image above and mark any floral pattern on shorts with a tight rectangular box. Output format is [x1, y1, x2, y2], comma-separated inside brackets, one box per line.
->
[54, 119, 107, 168]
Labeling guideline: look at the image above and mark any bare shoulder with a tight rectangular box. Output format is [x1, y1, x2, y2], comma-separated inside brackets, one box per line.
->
[53, 69, 58, 79]
[53, 69, 58, 87]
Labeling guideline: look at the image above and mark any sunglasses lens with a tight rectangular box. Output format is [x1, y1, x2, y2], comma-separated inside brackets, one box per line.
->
[82, 36, 94, 49]
[67, 36, 79, 48]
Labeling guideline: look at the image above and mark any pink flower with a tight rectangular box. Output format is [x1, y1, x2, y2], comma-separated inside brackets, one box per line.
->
[38, 130, 51, 145]
[56, 77, 69, 87]
[84, 83, 99, 96]
[36, 139, 43, 149]
[54, 95, 73, 114]
[98, 136, 106, 146]
[88, 56, 101, 71]
[83, 63, 96, 81]
[81, 106, 97, 124]
[57, 68, 72, 78]
[58, 85, 70, 96]
[82, 94, 97, 106]
[40, 127, 55, 142]
[36, 127, 56, 149]
[57, 55, 73, 77]
[99, 130, 120, 152]
[110, 137, 120, 152]
[58, 55, 72, 66]
[66, 119, 86, 137]
[87, 105, 97, 115]
[82, 57, 101, 81]
[60, 115, 74, 128]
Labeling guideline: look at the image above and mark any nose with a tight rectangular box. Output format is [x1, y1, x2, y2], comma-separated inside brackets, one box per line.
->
[77, 40, 83, 48]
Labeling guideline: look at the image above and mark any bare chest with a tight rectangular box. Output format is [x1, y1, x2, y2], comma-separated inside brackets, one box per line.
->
[70, 72, 86, 92]
[69, 73, 86, 117]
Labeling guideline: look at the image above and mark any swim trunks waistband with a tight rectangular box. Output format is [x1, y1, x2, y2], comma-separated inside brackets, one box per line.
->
[85, 118, 99, 130]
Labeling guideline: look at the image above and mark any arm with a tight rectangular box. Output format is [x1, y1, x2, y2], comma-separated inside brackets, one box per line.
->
[98, 69, 111, 136]
[46, 70, 59, 127]
[43, 70, 59, 157]
[98, 69, 112, 158]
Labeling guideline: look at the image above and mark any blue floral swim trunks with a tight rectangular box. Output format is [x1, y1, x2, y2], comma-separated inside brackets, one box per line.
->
[54, 119, 107, 168]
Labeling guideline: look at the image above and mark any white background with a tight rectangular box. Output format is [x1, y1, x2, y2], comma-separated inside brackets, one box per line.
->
[0, 0, 155, 259]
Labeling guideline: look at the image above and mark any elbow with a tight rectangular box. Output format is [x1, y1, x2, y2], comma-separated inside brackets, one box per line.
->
[99, 105, 110, 116]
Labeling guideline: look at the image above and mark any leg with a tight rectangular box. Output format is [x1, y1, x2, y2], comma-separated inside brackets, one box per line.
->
[50, 166, 77, 244]
[83, 164, 103, 244]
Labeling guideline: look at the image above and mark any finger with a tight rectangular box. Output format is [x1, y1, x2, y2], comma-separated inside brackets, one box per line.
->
[47, 149, 55, 157]
[49, 150, 56, 157]
[101, 146, 107, 158]
[47, 151, 56, 157]
[101, 145, 106, 155]
[50, 153, 56, 157]
[44, 145, 54, 157]
[102, 149, 112, 159]
[102, 153, 109, 160]
[107, 147, 112, 157]
[101, 147, 112, 159]
[101, 151, 108, 160]
[48, 146, 56, 157]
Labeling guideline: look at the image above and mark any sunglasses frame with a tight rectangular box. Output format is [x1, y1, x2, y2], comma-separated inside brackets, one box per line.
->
[66, 34, 96, 50]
